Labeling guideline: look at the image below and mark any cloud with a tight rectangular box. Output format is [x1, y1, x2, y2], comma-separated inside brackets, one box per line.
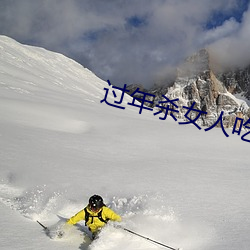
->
[209, 3, 250, 69]
[200, 18, 240, 45]
[0, 0, 249, 87]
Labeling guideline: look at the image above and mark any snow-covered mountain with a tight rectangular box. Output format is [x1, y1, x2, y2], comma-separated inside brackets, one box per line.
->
[165, 49, 250, 127]
[0, 36, 250, 250]
[129, 49, 250, 128]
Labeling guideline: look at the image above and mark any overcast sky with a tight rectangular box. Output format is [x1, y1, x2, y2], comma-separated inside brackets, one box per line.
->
[0, 0, 249, 87]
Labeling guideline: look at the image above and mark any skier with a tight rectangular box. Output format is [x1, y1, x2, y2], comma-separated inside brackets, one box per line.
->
[66, 194, 121, 239]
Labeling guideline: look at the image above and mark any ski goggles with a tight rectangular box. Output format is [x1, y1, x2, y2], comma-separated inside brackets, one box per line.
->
[89, 205, 101, 212]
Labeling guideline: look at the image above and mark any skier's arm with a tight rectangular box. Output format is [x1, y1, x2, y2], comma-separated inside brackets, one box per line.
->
[104, 207, 122, 222]
[67, 209, 85, 225]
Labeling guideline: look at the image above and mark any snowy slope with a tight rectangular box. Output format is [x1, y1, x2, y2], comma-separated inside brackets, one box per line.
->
[0, 36, 250, 250]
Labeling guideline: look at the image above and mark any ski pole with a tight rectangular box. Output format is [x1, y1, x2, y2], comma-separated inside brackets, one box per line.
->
[37, 220, 48, 231]
[122, 227, 180, 250]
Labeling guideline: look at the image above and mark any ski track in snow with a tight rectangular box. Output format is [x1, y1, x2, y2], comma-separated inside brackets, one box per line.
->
[0, 99, 91, 134]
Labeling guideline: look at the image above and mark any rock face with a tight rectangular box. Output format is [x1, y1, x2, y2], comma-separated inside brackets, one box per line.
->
[128, 49, 250, 129]
[218, 66, 250, 100]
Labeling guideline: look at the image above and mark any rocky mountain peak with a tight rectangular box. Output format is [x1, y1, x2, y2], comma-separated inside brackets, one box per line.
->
[177, 48, 210, 78]
[217, 66, 250, 100]
[128, 48, 250, 129]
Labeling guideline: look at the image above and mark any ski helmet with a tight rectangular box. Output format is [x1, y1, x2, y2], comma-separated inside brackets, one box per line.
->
[89, 195, 104, 210]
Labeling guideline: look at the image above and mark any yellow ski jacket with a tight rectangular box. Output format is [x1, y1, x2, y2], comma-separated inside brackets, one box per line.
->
[67, 206, 121, 233]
